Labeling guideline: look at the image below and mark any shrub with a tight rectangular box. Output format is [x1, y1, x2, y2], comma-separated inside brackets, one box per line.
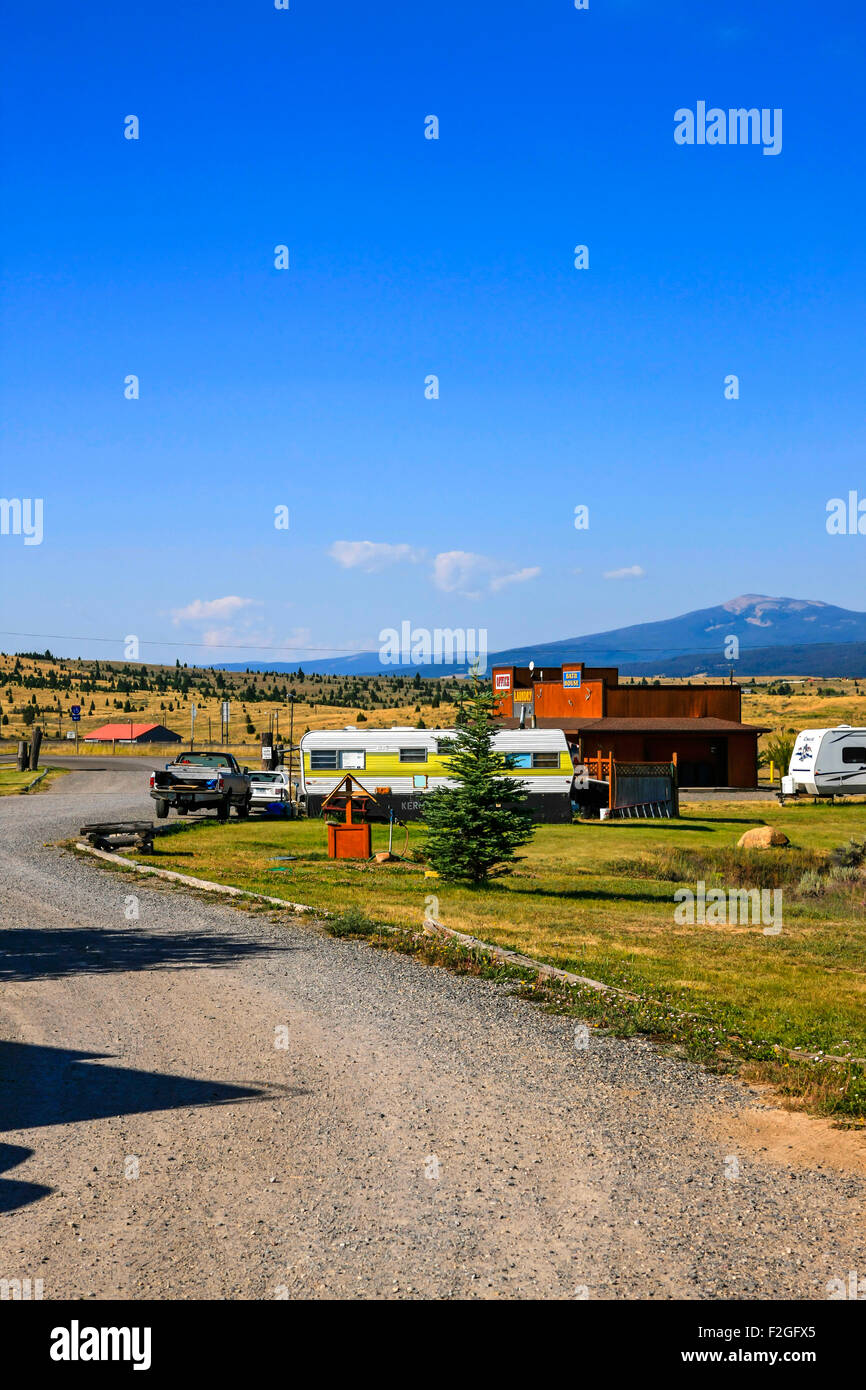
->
[760, 732, 795, 771]
[797, 870, 825, 897]
[827, 864, 861, 887]
[829, 838, 866, 871]
[327, 906, 379, 937]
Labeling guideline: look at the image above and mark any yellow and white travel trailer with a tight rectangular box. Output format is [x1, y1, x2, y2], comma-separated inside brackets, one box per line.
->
[299, 726, 576, 823]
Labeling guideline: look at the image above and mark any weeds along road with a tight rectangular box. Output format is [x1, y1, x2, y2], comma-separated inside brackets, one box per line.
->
[1, 762, 864, 1300]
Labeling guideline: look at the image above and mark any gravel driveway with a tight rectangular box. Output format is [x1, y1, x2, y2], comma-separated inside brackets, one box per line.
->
[1, 761, 864, 1300]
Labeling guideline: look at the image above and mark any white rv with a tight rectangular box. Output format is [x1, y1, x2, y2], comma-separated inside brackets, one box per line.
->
[299, 726, 576, 822]
[781, 726, 866, 798]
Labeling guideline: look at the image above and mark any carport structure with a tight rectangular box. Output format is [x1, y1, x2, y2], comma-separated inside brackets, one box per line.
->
[565, 715, 767, 789]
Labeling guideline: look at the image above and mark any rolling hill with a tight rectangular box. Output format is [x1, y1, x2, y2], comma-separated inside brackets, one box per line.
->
[218, 596, 866, 678]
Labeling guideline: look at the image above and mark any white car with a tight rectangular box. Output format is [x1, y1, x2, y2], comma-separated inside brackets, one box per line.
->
[248, 769, 292, 808]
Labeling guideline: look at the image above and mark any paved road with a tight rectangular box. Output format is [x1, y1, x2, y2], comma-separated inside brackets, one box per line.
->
[1, 766, 864, 1300]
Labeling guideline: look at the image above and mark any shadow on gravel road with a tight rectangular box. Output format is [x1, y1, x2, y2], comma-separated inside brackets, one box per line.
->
[0, 926, 298, 982]
[0, 1141, 52, 1213]
[0, 1042, 295, 1211]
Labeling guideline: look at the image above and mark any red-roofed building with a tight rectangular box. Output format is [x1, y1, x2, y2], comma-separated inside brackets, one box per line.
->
[84, 722, 182, 744]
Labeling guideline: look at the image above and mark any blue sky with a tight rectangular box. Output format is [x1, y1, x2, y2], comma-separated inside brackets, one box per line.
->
[1, 0, 865, 666]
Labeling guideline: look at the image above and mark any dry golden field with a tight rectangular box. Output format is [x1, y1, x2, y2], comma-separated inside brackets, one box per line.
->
[1, 653, 865, 766]
[741, 678, 866, 734]
[0, 651, 459, 759]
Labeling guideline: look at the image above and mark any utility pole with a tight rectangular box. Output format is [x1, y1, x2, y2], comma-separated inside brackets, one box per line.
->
[287, 693, 297, 802]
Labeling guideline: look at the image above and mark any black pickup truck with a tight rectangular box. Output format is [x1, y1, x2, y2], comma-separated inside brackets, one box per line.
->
[150, 752, 252, 820]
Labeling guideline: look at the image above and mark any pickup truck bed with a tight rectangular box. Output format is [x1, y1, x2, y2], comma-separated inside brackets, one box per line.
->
[150, 753, 252, 820]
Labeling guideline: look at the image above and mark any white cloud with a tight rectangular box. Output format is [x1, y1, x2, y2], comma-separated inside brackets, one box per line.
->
[266, 626, 318, 660]
[603, 565, 645, 581]
[431, 550, 490, 595]
[432, 551, 542, 597]
[172, 596, 256, 624]
[490, 566, 541, 593]
[328, 540, 423, 572]
[200, 626, 251, 649]
[190, 624, 316, 655]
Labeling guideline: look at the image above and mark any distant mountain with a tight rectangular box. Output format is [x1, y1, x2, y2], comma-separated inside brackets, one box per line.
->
[216, 596, 866, 678]
[620, 642, 866, 679]
[482, 595, 866, 670]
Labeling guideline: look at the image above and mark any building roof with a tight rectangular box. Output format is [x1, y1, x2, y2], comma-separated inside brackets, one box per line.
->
[500, 716, 768, 734]
[84, 722, 163, 740]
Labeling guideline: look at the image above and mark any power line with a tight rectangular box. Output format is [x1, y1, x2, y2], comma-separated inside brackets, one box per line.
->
[0, 627, 804, 658]
[0, 630, 365, 655]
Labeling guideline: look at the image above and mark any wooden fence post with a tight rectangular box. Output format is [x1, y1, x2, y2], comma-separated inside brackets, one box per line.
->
[28, 727, 42, 771]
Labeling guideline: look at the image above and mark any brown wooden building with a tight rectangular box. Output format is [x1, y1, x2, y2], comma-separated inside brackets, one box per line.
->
[493, 662, 765, 788]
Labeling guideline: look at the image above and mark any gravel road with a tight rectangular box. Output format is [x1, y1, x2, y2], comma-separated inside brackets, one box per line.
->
[1, 761, 864, 1300]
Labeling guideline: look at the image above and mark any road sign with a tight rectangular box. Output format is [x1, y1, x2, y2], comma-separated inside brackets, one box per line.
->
[70, 706, 81, 721]
[221, 701, 230, 721]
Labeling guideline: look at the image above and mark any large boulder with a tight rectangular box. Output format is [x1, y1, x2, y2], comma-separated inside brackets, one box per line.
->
[737, 826, 790, 849]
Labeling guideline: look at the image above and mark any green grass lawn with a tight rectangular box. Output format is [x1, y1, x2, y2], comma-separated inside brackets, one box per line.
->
[130, 800, 866, 1101]
[0, 766, 66, 795]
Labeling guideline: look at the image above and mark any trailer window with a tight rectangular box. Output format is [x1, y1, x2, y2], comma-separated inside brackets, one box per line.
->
[310, 750, 338, 770]
[399, 748, 427, 762]
[532, 752, 560, 768]
[506, 753, 531, 768]
[339, 750, 365, 770]
[842, 746, 866, 764]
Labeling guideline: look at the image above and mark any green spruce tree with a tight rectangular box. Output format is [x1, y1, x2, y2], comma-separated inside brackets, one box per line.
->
[422, 681, 534, 885]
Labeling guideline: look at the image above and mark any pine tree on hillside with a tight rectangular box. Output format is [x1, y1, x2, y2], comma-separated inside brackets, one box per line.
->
[422, 682, 534, 886]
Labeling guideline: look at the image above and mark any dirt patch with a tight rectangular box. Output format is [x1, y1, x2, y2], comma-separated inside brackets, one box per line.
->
[708, 1093, 866, 1179]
